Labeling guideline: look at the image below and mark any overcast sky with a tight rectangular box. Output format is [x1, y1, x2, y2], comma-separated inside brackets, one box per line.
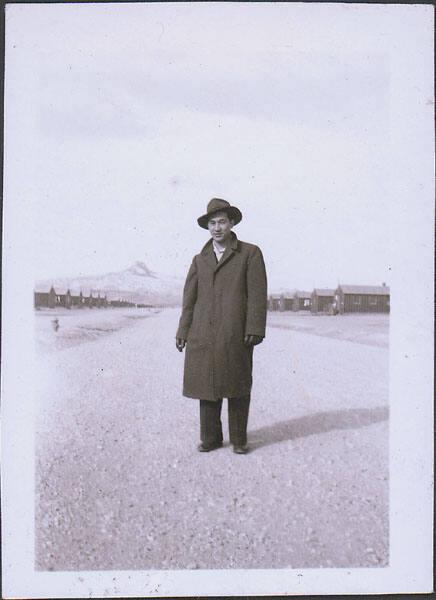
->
[5, 3, 424, 290]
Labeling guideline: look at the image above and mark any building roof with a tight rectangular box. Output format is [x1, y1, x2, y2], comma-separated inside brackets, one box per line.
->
[34, 283, 53, 293]
[105, 290, 123, 301]
[53, 286, 71, 295]
[270, 290, 296, 299]
[313, 288, 335, 296]
[338, 284, 390, 296]
[295, 290, 311, 298]
[69, 288, 82, 297]
[79, 288, 93, 297]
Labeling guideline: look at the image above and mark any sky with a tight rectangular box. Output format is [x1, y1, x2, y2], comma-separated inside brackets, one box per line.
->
[4, 3, 421, 290]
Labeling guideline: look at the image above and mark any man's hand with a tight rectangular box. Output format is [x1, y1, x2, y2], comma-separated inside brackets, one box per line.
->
[176, 338, 186, 352]
[244, 334, 264, 347]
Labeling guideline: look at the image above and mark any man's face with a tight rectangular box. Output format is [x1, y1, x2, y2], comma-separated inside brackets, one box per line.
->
[207, 211, 234, 244]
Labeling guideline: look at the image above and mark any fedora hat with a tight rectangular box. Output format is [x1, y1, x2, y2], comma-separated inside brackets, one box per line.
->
[197, 198, 242, 229]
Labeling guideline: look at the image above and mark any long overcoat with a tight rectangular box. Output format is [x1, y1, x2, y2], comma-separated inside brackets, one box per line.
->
[176, 232, 267, 401]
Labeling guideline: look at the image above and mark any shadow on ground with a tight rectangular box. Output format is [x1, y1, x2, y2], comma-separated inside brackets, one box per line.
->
[250, 405, 389, 449]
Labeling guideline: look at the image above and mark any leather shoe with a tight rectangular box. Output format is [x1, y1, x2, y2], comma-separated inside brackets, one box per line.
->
[197, 441, 223, 452]
[233, 445, 249, 454]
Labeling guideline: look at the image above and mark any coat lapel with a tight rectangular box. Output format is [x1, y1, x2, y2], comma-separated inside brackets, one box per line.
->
[214, 233, 238, 273]
[200, 233, 239, 273]
[214, 246, 234, 272]
[200, 240, 218, 271]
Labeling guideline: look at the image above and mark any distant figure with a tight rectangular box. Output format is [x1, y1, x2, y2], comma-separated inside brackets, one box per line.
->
[51, 318, 60, 332]
[176, 198, 268, 454]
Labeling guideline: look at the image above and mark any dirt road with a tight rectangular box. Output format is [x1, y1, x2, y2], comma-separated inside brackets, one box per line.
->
[35, 309, 389, 570]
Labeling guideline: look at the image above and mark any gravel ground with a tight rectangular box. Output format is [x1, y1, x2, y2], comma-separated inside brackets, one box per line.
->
[35, 309, 389, 571]
[267, 311, 389, 348]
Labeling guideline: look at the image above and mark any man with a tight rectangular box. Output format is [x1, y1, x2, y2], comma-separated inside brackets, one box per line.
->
[176, 198, 267, 454]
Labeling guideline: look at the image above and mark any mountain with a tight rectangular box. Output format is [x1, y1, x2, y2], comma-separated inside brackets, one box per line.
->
[36, 261, 185, 306]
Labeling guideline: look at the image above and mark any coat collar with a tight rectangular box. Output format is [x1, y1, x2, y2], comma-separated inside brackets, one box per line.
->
[200, 232, 239, 272]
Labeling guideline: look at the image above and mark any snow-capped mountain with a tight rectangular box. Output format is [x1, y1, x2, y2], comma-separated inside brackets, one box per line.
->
[36, 261, 185, 306]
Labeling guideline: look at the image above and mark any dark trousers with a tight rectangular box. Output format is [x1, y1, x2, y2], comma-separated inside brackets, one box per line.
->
[200, 396, 251, 447]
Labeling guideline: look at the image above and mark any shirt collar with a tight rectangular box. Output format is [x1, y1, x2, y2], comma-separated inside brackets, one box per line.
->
[201, 231, 239, 256]
[212, 240, 226, 254]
